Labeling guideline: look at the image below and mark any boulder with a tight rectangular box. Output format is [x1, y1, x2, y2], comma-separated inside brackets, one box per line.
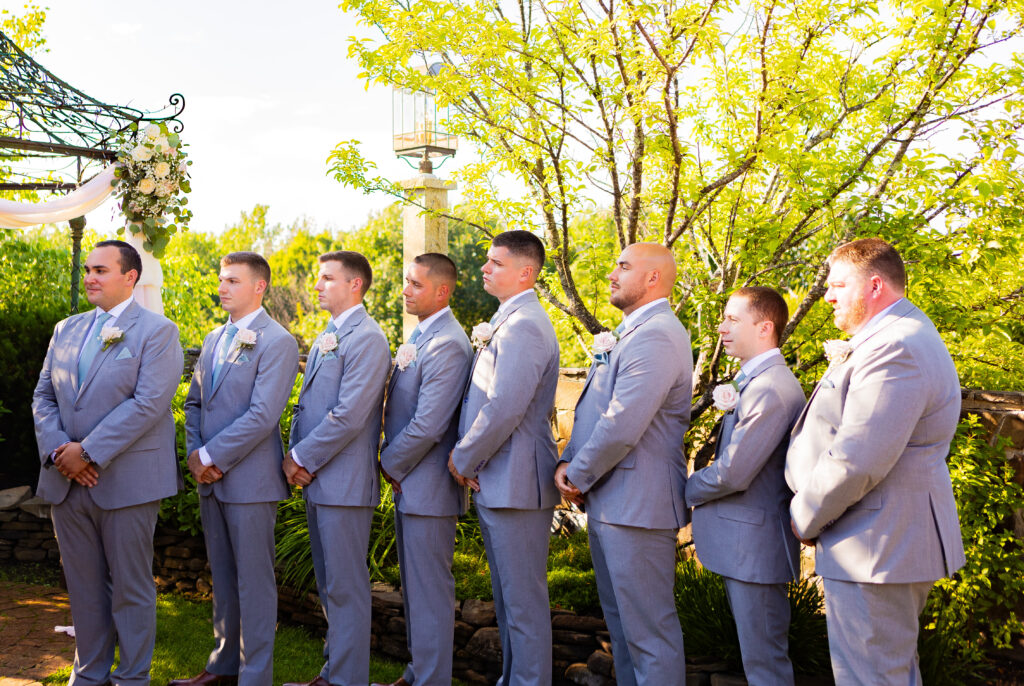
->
[461, 598, 497, 626]
[0, 485, 32, 510]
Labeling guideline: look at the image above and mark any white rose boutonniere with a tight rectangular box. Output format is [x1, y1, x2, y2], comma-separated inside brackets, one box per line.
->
[592, 330, 618, 365]
[395, 343, 417, 371]
[100, 326, 125, 351]
[823, 339, 853, 367]
[319, 332, 339, 355]
[235, 328, 257, 351]
[472, 322, 494, 350]
[712, 382, 740, 412]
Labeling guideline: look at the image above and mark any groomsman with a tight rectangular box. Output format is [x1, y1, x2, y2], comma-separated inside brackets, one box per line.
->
[555, 242, 691, 686]
[448, 230, 561, 686]
[171, 252, 298, 686]
[685, 287, 805, 686]
[374, 253, 473, 686]
[32, 240, 183, 686]
[283, 251, 391, 686]
[786, 238, 965, 685]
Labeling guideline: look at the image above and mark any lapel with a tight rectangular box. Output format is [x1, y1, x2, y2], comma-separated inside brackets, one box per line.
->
[210, 311, 269, 400]
[201, 325, 222, 397]
[388, 309, 450, 395]
[303, 308, 364, 391]
[77, 301, 142, 400]
[717, 352, 784, 453]
[463, 292, 536, 399]
[63, 314, 94, 400]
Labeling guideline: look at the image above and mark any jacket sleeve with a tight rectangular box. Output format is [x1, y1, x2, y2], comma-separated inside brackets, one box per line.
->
[32, 321, 72, 461]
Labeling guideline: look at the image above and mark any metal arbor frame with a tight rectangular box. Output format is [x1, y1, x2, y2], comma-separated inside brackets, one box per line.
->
[0, 29, 185, 310]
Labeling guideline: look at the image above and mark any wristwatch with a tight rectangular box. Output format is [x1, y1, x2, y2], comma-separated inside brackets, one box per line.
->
[81, 450, 93, 464]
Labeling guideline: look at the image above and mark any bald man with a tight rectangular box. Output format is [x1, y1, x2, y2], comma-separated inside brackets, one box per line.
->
[556, 243, 693, 686]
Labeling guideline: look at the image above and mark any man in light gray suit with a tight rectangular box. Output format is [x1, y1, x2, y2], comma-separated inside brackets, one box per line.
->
[556, 242, 691, 686]
[170, 252, 299, 686]
[32, 240, 183, 686]
[786, 238, 965, 685]
[282, 250, 392, 686]
[686, 286, 806, 686]
[448, 230, 560, 686]
[373, 253, 473, 686]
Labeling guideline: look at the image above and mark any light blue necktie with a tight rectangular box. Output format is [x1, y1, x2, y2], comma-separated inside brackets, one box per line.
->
[77, 311, 112, 386]
[212, 324, 238, 385]
[408, 326, 422, 344]
[488, 310, 501, 327]
[734, 370, 747, 385]
[613, 321, 625, 335]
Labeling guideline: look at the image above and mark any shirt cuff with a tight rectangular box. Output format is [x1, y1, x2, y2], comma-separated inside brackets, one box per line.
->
[198, 446, 214, 467]
[291, 449, 306, 469]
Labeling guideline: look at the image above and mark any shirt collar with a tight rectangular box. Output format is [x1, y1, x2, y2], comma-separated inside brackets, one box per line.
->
[331, 303, 365, 330]
[740, 347, 781, 377]
[498, 288, 535, 315]
[622, 297, 668, 331]
[850, 298, 904, 347]
[227, 306, 264, 331]
[97, 294, 134, 322]
[412, 306, 450, 340]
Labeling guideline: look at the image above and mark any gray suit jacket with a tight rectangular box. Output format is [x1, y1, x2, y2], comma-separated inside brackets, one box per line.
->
[686, 352, 805, 584]
[785, 298, 966, 583]
[289, 307, 391, 507]
[382, 310, 473, 517]
[562, 300, 692, 530]
[451, 291, 561, 510]
[184, 310, 299, 503]
[33, 301, 184, 509]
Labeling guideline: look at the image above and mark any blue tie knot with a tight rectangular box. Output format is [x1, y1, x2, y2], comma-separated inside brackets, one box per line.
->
[408, 326, 422, 344]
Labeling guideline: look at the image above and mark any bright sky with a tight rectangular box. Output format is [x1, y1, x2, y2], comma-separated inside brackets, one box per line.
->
[29, 0, 465, 236]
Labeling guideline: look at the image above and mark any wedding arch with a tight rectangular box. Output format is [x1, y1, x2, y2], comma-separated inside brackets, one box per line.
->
[0, 29, 186, 313]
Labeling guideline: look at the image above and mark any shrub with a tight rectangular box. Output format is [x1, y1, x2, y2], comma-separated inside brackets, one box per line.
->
[548, 568, 600, 613]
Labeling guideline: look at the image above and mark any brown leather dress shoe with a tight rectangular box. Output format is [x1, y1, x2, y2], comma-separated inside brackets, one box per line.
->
[282, 677, 330, 686]
[370, 678, 410, 686]
[168, 670, 237, 686]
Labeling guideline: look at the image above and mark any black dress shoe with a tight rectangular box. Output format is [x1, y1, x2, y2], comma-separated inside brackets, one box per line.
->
[168, 670, 238, 686]
[282, 677, 330, 686]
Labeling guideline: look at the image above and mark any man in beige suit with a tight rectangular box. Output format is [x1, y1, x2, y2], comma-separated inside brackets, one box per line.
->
[786, 238, 965, 685]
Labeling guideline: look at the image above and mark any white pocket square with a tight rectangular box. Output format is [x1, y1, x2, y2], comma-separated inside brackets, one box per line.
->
[115, 348, 133, 360]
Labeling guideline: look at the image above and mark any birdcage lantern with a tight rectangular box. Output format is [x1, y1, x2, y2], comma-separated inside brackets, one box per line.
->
[393, 64, 457, 172]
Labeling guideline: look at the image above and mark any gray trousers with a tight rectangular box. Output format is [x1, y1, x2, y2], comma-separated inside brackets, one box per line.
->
[589, 518, 685, 686]
[51, 483, 161, 686]
[477, 505, 554, 686]
[307, 502, 373, 686]
[395, 508, 457, 686]
[823, 577, 933, 686]
[200, 496, 278, 686]
[723, 577, 794, 686]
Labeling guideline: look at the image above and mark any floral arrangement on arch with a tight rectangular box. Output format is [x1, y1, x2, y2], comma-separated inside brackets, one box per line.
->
[111, 122, 192, 258]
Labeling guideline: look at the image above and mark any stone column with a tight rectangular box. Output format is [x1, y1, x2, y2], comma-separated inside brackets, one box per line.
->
[399, 172, 456, 340]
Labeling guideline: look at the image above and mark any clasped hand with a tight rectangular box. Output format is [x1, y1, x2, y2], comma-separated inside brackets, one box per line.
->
[187, 450, 224, 484]
[281, 453, 314, 488]
[54, 442, 99, 487]
[447, 453, 479, 492]
[554, 462, 583, 506]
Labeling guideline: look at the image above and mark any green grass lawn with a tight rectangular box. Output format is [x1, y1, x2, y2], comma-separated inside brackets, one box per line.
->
[40, 593, 413, 685]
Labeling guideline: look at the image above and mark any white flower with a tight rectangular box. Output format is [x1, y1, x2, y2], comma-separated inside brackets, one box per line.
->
[712, 383, 740, 412]
[144, 124, 161, 139]
[153, 161, 171, 178]
[235, 328, 257, 350]
[395, 343, 417, 371]
[472, 322, 494, 349]
[178, 160, 189, 174]
[823, 339, 853, 366]
[131, 145, 154, 162]
[155, 136, 169, 150]
[592, 331, 617, 355]
[100, 326, 125, 351]
[155, 180, 175, 198]
[138, 178, 157, 194]
[319, 332, 339, 354]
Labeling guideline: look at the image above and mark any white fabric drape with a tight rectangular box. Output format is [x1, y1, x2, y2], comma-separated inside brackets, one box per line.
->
[124, 231, 165, 315]
[0, 166, 117, 229]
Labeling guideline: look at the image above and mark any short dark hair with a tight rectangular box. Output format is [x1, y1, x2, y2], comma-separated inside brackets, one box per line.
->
[492, 230, 545, 271]
[319, 250, 373, 295]
[732, 286, 788, 346]
[413, 253, 457, 289]
[828, 238, 907, 292]
[221, 251, 271, 286]
[94, 240, 142, 283]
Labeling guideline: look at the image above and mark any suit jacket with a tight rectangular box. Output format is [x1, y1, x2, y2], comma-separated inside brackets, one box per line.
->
[382, 309, 473, 517]
[451, 291, 561, 510]
[184, 310, 299, 503]
[686, 352, 805, 583]
[562, 300, 692, 530]
[785, 298, 966, 583]
[289, 307, 391, 507]
[32, 300, 184, 509]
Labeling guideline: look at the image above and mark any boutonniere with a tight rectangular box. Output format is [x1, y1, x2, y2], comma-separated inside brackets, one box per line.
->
[472, 322, 494, 350]
[395, 343, 417, 371]
[235, 328, 257, 351]
[823, 339, 853, 367]
[712, 382, 740, 413]
[591, 330, 618, 365]
[100, 326, 125, 351]
[319, 332, 339, 354]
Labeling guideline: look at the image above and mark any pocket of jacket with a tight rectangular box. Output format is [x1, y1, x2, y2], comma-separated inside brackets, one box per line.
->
[849, 491, 882, 511]
[717, 502, 765, 525]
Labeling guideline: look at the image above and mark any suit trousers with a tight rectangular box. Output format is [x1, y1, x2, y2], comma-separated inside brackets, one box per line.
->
[307, 502, 373, 686]
[200, 496, 278, 686]
[723, 577, 794, 686]
[823, 578, 933, 686]
[51, 483, 161, 686]
[395, 509, 457, 686]
[476, 504, 554, 686]
[588, 518, 685, 686]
